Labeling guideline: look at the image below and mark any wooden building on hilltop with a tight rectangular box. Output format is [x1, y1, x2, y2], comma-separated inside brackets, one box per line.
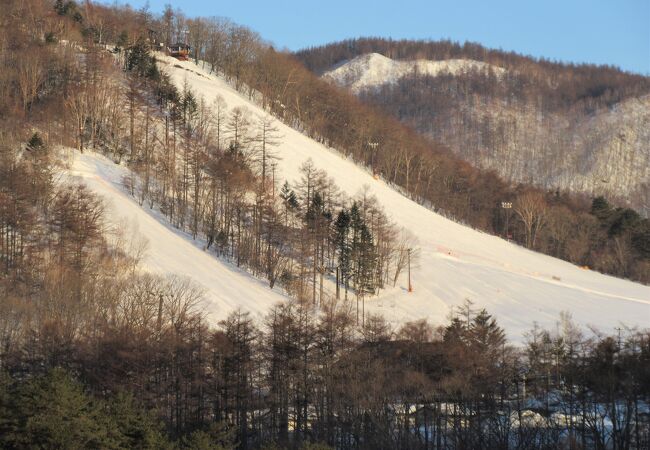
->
[167, 43, 191, 60]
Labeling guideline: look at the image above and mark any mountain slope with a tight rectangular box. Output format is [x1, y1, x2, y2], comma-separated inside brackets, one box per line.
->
[301, 41, 650, 212]
[64, 54, 650, 343]
[323, 52, 504, 93]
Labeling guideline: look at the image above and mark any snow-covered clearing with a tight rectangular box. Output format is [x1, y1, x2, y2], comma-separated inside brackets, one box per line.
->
[322, 53, 505, 92]
[66, 55, 649, 342]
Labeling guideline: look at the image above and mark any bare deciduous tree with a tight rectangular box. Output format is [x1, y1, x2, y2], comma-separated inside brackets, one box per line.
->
[514, 191, 547, 249]
[17, 49, 45, 112]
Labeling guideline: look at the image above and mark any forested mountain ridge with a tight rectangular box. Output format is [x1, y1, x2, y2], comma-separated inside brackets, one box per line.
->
[296, 38, 650, 214]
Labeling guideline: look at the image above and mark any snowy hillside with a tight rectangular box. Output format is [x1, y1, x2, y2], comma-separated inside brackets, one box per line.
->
[64, 150, 291, 323]
[322, 53, 505, 92]
[69, 54, 650, 343]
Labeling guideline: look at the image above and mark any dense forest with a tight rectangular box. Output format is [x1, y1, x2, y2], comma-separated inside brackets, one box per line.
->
[0, 1, 649, 448]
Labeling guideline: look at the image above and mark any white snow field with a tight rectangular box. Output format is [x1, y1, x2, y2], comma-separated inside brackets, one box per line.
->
[69, 55, 650, 342]
[322, 53, 505, 92]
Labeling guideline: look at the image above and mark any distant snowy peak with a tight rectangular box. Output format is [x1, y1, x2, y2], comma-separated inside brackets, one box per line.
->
[323, 53, 505, 92]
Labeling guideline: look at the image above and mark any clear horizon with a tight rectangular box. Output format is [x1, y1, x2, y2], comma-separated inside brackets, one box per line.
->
[119, 0, 650, 75]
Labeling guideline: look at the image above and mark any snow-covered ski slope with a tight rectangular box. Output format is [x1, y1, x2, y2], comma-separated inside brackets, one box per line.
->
[322, 53, 505, 92]
[65, 150, 290, 322]
[71, 55, 649, 342]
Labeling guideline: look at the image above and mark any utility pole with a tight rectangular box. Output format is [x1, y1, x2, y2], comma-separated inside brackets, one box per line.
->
[407, 248, 413, 292]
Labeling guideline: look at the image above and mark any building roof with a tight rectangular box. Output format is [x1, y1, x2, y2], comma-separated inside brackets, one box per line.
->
[168, 43, 191, 50]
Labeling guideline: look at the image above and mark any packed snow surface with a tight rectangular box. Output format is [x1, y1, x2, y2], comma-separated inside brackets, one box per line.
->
[67, 55, 650, 342]
[322, 53, 505, 92]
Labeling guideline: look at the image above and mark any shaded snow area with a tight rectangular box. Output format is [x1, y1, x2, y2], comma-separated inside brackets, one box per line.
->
[322, 52, 506, 92]
[66, 55, 650, 343]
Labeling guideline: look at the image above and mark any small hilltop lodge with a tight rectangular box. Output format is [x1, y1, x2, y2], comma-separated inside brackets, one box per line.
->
[167, 43, 191, 60]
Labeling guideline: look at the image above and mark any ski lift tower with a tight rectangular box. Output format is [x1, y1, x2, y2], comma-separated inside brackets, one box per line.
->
[501, 201, 512, 240]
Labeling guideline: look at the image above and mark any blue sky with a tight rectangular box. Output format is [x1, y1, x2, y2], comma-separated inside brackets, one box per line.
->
[127, 0, 649, 74]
